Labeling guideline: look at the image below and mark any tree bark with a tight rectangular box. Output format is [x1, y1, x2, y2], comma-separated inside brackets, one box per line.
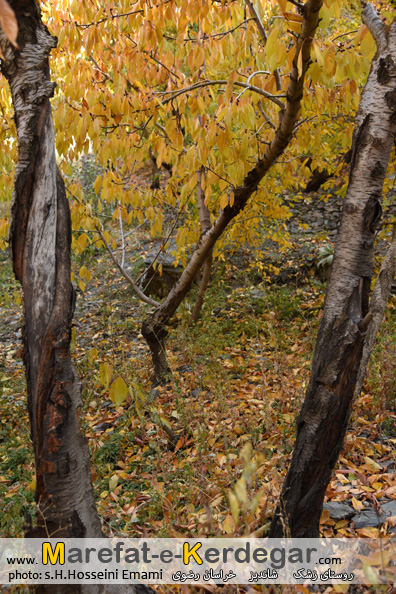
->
[1, 3, 150, 593]
[269, 4, 396, 538]
[142, 0, 324, 384]
[1, 0, 103, 543]
[191, 168, 213, 325]
[354, 226, 396, 399]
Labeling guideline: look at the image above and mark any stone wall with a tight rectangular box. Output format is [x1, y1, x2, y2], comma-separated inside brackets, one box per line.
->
[283, 191, 396, 238]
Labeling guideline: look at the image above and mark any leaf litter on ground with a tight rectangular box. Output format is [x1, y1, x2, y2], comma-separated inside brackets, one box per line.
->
[0, 240, 395, 594]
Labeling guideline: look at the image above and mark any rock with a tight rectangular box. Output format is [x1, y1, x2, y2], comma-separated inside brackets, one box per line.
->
[93, 422, 114, 432]
[176, 364, 193, 374]
[352, 500, 396, 529]
[139, 242, 184, 297]
[227, 249, 250, 271]
[380, 459, 396, 471]
[250, 288, 265, 301]
[323, 502, 355, 521]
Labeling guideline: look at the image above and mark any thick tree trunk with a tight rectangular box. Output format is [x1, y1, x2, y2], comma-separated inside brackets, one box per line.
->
[1, 0, 102, 543]
[269, 5, 396, 538]
[1, 3, 150, 594]
[142, 0, 323, 384]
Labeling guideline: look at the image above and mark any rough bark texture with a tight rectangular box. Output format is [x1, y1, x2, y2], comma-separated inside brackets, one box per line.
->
[269, 4, 396, 538]
[1, 0, 103, 543]
[1, 3, 150, 594]
[354, 226, 396, 399]
[142, 0, 324, 384]
[191, 168, 213, 324]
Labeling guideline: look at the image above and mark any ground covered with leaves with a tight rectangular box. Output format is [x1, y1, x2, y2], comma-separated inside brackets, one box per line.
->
[0, 232, 396, 594]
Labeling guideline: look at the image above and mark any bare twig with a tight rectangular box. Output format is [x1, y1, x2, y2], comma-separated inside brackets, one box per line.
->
[158, 79, 286, 109]
[245, 0, 267, 42]
[258, 100, 276, 129]
[75, 9, 144, 29]
[118, 201, 126, 269]
[245, 0, 282, 91]
[96, 224, 160, 307]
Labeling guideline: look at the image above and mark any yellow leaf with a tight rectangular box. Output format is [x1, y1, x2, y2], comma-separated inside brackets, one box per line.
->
[0, 0, 18, 48]
[277, 0, 287, 13]
[222, 513, 235, 534]
[219, 194, 228, 209]
[312, 40, 324, 67]
[79, 265, 88, 278]
[287, 20, 302, 34]
[358, 550, 391, 567]
[94, 176, 102, 194]
[99, 362, 113, 389]
[364, 456, 382, 471]
[351, 496, 365, 511]
[297, 49, 303, 78]
[110, 376, 128, 406]
[234, 477, 247, 505]
[28, 475, 36, 491]
[265, 25, 280, 60]
[320, 509, 331, 525]
[362, 564, 379, 584]
[77, 233, 89, 252]
[244, 103, 256, 129]
[360, 29, 375, 60]
[356, 527, 380, 537]
[109, 474, 119, 491]
[228, 491, 239, 523]
[284, 11, 303, 22]
[88, 347, 98, 364]
[13, 290, 21, 306]
[333, 586, 349, 594]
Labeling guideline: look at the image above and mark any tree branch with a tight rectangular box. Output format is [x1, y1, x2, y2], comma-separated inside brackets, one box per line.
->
[362, 3, 387, 53]
[191, 168, 213, 324]
[245, 0, 267, 43]
[355, 227, 396, 398]
[245, 0, 282, 91]
[159, 79, 285, 109]
[96, 225, 159, 307]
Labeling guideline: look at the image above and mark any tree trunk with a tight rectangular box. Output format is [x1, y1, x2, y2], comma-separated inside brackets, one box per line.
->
[191, 168, 213, 325]
[190, 255, 213, 325]
[1, 3, 150, 593]
[269, 4, 396, 538]
[354, 225, 396, 399]
[142, 0, 324, 384]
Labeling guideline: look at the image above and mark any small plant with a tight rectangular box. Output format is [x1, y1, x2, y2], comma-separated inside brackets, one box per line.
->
[316, 243, 334, 269]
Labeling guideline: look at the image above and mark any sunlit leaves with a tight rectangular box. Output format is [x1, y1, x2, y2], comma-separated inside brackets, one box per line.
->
[0, 0, 380, 265]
